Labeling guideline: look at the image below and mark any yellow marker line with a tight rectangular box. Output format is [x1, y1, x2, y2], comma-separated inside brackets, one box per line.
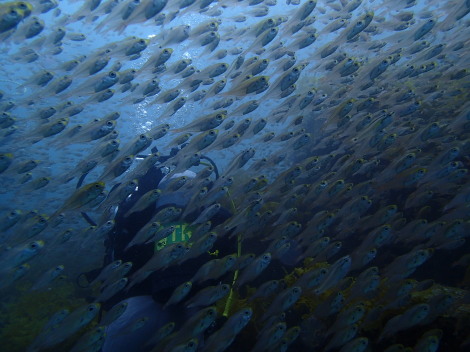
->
[223, 189, 240, 317]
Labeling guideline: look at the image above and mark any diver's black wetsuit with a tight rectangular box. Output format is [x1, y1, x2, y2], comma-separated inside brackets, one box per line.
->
[100, 148, 234, 307]
[104, 161, 163, 269]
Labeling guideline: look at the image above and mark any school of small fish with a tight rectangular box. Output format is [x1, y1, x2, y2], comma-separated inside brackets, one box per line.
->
[0, 0, 469, 351]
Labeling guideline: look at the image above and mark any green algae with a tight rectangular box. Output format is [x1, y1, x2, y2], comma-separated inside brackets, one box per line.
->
[0, 280, 87, 352]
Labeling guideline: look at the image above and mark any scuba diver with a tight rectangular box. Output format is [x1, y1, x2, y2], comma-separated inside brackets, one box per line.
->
[78, 145, 295, 352]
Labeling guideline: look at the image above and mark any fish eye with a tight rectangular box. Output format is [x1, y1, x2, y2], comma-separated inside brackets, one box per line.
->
[139, 134, 146, 140]
[139, 39, 145, 44]
[209, 131, 215, 135]
[88, 306, 96, 312]
[109, 72, 116, 78]
[268, 19, 274, 24]
[39, 217, 47, 224]
[29, 242, 38, 249]
[125, 157, 132, 161]
[106, 121, 114, 127]
[9, 9, 18, 15]
[293, 67, 299, 72]
[356, 20, 364, 26]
